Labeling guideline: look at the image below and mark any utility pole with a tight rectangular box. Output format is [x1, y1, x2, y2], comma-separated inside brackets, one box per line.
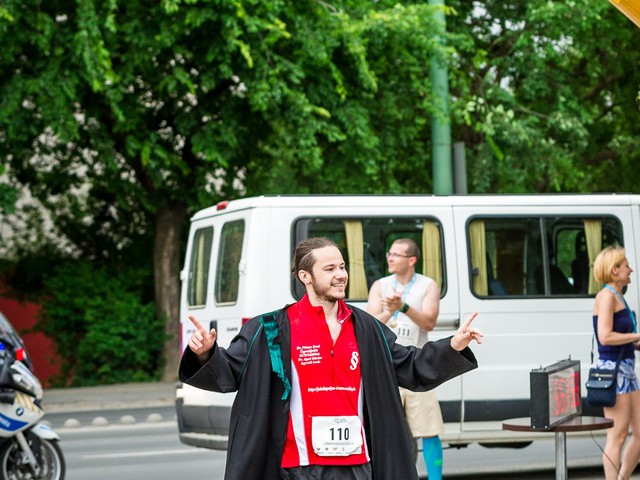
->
[430, 0, 453, 195]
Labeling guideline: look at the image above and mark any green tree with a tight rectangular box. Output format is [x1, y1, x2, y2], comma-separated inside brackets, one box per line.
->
[3, 0, 639, 384]
[0, 166, 17, 214]
[447, 0, 640, 193]
[0, 0, 450, 380]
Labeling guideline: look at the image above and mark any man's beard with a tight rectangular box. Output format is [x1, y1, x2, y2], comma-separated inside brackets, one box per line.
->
[311, 275, 345, 303]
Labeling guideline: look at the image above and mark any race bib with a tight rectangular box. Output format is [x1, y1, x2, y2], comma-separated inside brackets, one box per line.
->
[392, 317, 420, 346]
[311, 416, 363, 457]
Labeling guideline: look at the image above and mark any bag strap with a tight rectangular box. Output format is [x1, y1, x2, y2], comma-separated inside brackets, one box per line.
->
[260, 309, 292, 401]
[591, 284, 636, 364]
[604, 283, 637, 332]
[590, 335, 626, 368]
[591, 320, 631, 366]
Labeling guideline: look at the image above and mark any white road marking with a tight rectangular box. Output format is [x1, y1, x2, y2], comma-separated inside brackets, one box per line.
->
[84, 448, 210, 459]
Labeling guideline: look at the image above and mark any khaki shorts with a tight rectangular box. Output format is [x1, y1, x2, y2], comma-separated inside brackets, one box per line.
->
[399, 387, 444, 438]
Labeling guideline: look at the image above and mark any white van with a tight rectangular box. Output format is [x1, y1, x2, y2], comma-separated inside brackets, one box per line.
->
[175, 194, 640, 450]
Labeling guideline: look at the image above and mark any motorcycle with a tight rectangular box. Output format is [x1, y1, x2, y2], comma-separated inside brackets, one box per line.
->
[0, 334, 65, 479]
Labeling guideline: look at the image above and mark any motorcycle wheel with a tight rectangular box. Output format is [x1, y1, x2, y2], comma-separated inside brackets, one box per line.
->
[0, 436, 66, 480]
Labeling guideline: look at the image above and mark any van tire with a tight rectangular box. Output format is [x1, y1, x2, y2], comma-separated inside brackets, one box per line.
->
[479, 441, 533, 449]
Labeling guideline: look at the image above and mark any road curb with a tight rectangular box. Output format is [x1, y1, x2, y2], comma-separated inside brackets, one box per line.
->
[47, 410, 177, 430]
[42, 381, 177, 431]
[43, 381, 177, 413]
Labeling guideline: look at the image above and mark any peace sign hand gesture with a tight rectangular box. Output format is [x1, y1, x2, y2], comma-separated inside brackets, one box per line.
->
[450, 312, 483, 351]
[188, 315, 217, 364]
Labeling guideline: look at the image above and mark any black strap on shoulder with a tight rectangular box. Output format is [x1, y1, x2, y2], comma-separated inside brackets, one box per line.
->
[260, 309, 291, 400]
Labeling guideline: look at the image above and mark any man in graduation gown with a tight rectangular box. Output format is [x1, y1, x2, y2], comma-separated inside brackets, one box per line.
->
[180, 237, 482, 480]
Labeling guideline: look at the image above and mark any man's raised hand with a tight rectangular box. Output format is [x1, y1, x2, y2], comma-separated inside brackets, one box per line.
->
[188, 315, 217, 362]
[450, 311, 483, 351]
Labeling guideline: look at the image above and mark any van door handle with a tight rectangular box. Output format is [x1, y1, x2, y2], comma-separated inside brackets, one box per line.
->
[434, 315, 460, 330]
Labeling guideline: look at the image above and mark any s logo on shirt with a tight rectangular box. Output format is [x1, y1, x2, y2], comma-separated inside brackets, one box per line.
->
[349, 351, 360, 371]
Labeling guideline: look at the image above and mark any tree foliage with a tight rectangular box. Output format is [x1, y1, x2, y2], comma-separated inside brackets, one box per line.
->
[0, 0, 451, 381]
[447, 0, 640, 193]
[37, 260, 162, 386]
[0, 0, 639, 384]
[0, 166, 17, 214]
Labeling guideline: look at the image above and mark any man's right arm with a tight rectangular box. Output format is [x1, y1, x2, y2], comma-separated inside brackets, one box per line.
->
[186, 315, 217, 365]
[178, 317, 262, 393]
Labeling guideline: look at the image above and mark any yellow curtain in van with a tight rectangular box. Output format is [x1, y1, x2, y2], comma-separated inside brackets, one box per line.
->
[343, 220, 368, 299]
[584, 219, 603, 294]
[469, 220, 488, 296]
[195, 233, 206, 305]
[422, 221, 442, 288]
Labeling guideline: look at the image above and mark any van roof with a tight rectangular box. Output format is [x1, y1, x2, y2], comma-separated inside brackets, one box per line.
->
[191, 193, 640, 221]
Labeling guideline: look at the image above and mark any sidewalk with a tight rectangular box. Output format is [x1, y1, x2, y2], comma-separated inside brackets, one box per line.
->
[43, 381, 177, 414]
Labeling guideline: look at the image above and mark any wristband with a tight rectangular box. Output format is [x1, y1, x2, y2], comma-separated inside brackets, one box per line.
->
[400, 302, 409, 313]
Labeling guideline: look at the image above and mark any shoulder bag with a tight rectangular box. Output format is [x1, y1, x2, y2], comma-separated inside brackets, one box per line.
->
[585, 348, 623, 407]
[585, 285, 636, 407]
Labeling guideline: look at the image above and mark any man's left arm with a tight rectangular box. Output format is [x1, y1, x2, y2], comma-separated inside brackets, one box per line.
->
[391, 312, 482, 391]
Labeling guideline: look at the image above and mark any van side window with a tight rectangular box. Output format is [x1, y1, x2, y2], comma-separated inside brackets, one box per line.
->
[293, 217, 444, 301]
[216, 220, 245, 304]
[469, 216, 623, 297]
[187, 227, 213, 307]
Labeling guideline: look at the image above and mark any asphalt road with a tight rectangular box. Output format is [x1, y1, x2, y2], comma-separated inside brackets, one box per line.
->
[61, 420, 614, 480]
[54, 414, 626, 479]
[43, 383, 640, 478]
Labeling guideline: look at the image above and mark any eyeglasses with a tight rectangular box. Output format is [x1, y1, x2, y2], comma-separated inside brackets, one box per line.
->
[386, 252, 414, 259]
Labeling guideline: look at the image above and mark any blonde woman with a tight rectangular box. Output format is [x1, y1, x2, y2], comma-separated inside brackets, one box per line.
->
[592, 245, 640, 480]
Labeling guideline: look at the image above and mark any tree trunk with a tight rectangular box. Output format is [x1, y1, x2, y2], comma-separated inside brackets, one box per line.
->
[154, 201, 188, 382]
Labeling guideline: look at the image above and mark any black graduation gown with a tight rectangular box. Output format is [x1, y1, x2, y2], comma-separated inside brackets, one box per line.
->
[179, 305, 478, 480]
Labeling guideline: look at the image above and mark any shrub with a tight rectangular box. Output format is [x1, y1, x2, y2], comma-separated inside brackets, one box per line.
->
[38, 260, 164, 386]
